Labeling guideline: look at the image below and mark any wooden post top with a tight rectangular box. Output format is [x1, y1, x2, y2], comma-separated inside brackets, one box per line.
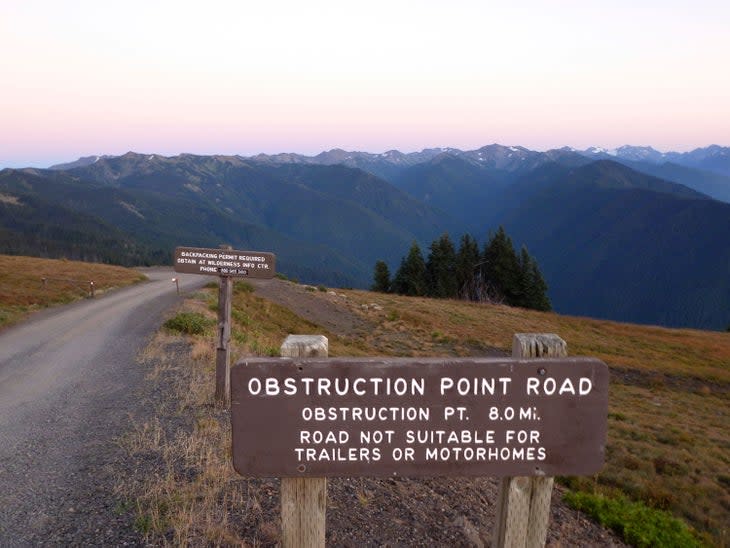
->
[512, 333, 567, 359]
[281, 335, 329, 358]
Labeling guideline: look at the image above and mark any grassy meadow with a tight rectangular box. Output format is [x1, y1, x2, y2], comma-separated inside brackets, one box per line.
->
[0, 254, 147, 329]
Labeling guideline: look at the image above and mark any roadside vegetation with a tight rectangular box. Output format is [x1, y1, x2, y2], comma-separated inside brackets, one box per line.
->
[126, 279, 727, 546]
[0, 254, 147, 329]
[121, 282, 367, 545]
[563, 491, 701, 548]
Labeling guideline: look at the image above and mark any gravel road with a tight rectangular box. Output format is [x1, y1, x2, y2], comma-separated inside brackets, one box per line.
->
[0, 269, 205, 546]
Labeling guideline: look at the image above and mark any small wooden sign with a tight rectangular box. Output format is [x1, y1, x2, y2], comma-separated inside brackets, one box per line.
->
[174, 246, 276, 278]
[230, 357, 609, 477]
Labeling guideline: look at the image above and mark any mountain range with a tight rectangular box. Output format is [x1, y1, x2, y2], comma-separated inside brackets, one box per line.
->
[2, 143, 729, 329]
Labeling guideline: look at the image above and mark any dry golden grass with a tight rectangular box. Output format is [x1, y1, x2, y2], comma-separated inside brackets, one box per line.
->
[344, 291, 730, 383]
[122, 301, 297, 546]
[223, 283, 369, 361]
[0, 254, 146, 328]
[120, 287, 374, 546]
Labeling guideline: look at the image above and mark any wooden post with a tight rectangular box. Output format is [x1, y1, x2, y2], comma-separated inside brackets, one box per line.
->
[493, 333, 567, 548]
[215, 274, 233, 405]
[89, 280, 95, 298]
[215, 245, 234, 406]
[280, 335, 328, 548]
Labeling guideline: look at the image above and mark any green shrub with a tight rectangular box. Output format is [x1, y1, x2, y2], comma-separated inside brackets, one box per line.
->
[134, 514, 152, 534]
[317, 285, 327, 292]
[234, 281, 254, 294]
[164, 312, 214, 335]
[232, 330, 248, 345]
[563, 491, 701, 548]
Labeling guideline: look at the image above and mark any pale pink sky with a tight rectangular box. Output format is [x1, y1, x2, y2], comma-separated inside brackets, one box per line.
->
[1, 0, 729, 168]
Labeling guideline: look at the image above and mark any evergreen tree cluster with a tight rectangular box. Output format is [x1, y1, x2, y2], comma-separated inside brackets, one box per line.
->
[372, 227, 551, 311]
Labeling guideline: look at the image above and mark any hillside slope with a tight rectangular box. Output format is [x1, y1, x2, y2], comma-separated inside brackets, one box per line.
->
[0, 167, 377, 287]
[64, 154, 449, 284]
[489, 162, 730, 328]
[0, 170, 166, 265]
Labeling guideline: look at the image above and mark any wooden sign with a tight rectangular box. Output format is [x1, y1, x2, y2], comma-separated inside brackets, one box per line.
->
[230, 357, 609, 477]
[174, 246, 276, 278]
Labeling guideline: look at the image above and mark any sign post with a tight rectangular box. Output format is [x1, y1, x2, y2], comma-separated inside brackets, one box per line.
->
[230, 355, 608, 478]
[215, 252, 234, 406]
[173, 246, 276, 279]
[230, 334, 608, 546]
[493, 333, 568, 548]
[279, 335, 329, 548]
[173, 245, 276, 406]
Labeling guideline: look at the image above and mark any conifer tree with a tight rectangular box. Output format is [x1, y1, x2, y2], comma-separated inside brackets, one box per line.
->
[517, 246, 533, 309]
[456, 233, 480, 300]
[371, 260, 391, 293]
[482, 226, 521, 305]
[391, 258, 408, 295]
[425, 233, 458, 298]
[528, 255, 551, 311]
[517, 245, 551, 311]
[392, 241, 427, 296]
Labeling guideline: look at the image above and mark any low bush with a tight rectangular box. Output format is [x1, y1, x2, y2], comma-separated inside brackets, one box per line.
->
[163, 312, 214, 335]
[234, 281, 254, 294]
[563, 491, 701, 548]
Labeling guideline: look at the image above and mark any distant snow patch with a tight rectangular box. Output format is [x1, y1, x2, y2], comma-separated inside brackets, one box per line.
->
[0, 193, 22, 206]
[119, 201, 145, 219]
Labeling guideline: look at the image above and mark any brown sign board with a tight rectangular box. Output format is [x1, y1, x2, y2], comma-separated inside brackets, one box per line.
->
[173, 246, 275, 278]
[230, 357, 609, 478]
